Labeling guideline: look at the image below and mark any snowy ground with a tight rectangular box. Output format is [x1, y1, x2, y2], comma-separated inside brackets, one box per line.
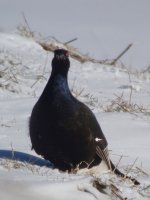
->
[0, 32, 150, 199]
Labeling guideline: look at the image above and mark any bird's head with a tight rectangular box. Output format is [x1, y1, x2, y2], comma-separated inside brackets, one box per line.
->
[52, 49, 70, 76]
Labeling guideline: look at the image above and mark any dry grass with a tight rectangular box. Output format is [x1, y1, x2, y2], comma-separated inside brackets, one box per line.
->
[17, 17, 133, 66]
[103, 91, 150, 116]
[0, 158, 31, 170]
[141, 65, 150, 74]
[78, 165, 149, 200]
[38, 39, 111, 64]
[71, 82, 98, 108]
[17, 23, 98, 63]
[0, 53, 22, 93]
[17, 13, 35, 38]
[17, 24, 34, 38]
[1, 156, 149, 199]
[0, 158, 51, 176]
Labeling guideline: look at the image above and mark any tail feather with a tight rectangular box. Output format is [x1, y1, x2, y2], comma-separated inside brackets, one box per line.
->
[96, 146, 111, 170]
[96, 142, 140, 185]
[110, 161, 140, 185]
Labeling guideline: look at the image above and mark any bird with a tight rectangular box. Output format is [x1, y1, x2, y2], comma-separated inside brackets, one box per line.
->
[29, 49, 139, 185]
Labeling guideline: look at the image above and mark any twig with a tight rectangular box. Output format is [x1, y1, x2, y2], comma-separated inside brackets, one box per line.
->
[22, 12, 34, 37]
[64, 38, 78, 45]
[10, 143, 15, 159]
[139, 185, 150, 197]
[136, 167, 149, 176]
[31, 75, 47, 88]
[51, 36, 61, 43]
[110, 43, 133, 65]
[92, 179, 107, 195]
[111, 184, 127, 200]
[129, 86, 133, 105]
[113, 155, 123, 173]
[124, 157, 138, 178]
[114, 92, 124, 100]
[31, 53, 48, 88]
[110, 153, 128, 157]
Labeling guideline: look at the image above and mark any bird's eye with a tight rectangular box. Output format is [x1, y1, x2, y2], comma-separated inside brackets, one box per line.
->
[65, 51, 69, 57]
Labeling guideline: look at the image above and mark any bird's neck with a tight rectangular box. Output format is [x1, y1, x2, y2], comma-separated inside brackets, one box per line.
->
[48, 56, 70, 91]
[46, 72, 70, 96]
[51, 67, 68, 80]
[51, 73, 69, 88]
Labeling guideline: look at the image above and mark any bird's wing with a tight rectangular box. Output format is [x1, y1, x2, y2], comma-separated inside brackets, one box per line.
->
[79, 103, 112, 170]
[75, 100, 112, 169]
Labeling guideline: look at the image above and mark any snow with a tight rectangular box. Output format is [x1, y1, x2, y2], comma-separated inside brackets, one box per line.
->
[0, 31, 150, 200]
[1, 0, 150, 70]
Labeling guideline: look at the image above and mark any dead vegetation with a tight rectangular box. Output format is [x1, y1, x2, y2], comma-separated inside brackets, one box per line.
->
[1, 157, 149, 199]
[0, 30, 149, 116]
[0, 50, 28, 93]
[16, 14, 135, 67]
[1, 14, 149, 115]
[78, 165, 150, 200]
[17, 22, 108, 64]
[71, 83, 150, 116]
[17, 13, 35, 38]
[103, 91, 150, 116]
[70, 81, 98, 108]
[0, 158, 51, 176]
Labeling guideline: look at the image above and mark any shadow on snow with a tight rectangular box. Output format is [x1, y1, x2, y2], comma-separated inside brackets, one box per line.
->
[0, 150, 53, 168]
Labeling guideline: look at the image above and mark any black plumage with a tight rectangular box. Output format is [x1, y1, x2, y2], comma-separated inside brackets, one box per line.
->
[29, 49, 139, 185]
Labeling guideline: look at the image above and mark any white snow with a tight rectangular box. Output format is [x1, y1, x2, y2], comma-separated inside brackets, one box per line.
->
[0, 32, 150, 200]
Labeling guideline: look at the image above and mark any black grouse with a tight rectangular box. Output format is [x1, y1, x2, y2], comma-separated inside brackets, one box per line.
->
[29, 49, 139, 185]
